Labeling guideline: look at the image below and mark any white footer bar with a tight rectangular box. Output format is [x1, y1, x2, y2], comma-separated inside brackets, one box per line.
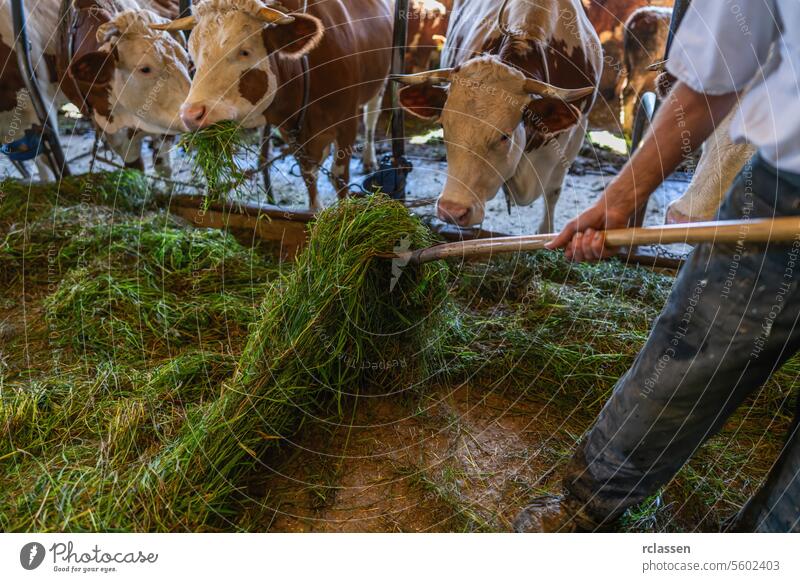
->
[1, 533, 797, 581]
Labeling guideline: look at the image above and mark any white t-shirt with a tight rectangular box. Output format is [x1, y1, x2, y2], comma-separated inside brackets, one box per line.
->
[667, 0, 800, 172]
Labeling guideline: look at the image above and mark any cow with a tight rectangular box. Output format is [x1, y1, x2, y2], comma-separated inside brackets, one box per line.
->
[0, 0, 192, 179]
[616, 5, 671, 137]
[153, 0, 393, 210]
[393, 0, 601, 233]
[581, 0, 672, 102]
[405, 0, 450, 74]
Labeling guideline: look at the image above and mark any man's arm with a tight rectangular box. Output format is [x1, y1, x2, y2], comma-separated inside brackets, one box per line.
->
[546, 82, 739, 261]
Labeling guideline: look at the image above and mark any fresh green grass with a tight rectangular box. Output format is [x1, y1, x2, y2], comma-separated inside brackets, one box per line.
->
[1, 175, 796, 532]
[0, 170, 150, 227]
[1, 173, 277, 530]
[128, 195, 449, 529]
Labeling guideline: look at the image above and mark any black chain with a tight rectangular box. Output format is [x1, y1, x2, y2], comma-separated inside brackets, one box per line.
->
[282, 133, 376, 196]
[649, 243, 692, 262]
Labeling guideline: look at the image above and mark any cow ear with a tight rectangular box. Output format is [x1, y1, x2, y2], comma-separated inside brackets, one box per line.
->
[70, 50, 116, 88]
[263, 14, 324, 59]
[524, 97, 581, 134]
[398, 85, 447, 121]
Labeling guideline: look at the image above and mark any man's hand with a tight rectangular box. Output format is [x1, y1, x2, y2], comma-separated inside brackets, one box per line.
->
[545, 82, 739, 263]
[545, 198, 633, 261]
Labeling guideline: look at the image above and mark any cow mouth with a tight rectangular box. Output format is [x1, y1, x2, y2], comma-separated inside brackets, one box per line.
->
[436, 198, 482, 228]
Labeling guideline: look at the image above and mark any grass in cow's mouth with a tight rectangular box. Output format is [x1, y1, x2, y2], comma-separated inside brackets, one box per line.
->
[178, 121, 247, 203]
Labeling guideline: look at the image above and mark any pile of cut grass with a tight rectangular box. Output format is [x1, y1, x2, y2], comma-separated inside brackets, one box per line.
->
[1, 170, 152, 286]
[130, 196, 449, 529]
[0, 170, 150, 227]
[0, 352, 239, 531]
[42, 215, 274, 358]
[1, 173, 280, 530]
[178, 122, 248, 203]
[2, 193, 449, 530]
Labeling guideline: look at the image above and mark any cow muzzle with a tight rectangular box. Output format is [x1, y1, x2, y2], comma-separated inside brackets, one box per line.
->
[180, 102, 210, 131]
[437, 198, 482, 227]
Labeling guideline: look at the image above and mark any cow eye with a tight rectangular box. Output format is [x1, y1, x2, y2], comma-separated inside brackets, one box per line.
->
[139, 66, 152, 75]
[499, 133, 510, 142]
[239, 49, 251, 58]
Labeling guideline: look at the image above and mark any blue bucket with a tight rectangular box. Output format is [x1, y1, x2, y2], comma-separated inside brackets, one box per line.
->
[362, 154, 413, 200]
[1, 130, 45, 162]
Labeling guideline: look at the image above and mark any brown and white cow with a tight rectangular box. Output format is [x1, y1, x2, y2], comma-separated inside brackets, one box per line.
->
[154, 0, 393, 209]
[394, 0, 601, 232]
[581, 0, 672, 102]
[0, 0, 191, 179]
[405, 0, 450, 73]
[616, 5, 671, 136]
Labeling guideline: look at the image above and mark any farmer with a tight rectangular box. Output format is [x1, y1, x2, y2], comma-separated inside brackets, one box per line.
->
[515, 1, 800, 532]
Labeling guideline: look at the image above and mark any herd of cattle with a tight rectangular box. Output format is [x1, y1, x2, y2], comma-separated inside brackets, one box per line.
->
[1, 0, 755, 231]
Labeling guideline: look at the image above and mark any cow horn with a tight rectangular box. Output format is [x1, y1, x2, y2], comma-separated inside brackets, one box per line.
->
[523, 79, 594, 102]
[256, 6, 295, 25]
[390, 68, 453, 85]
[150, 15, 197, 31]
[96, 22, 120, 44]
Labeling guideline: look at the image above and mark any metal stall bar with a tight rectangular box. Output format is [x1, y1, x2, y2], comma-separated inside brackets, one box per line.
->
[10, 0, 71, 178]
[179, 0, 192, 42]
[10, 159, 31, 179]
[388, 0, 410, 200]
[361, 0, 412, 199]
[179, 0, 191, 18]
[664, 0, 692, 60]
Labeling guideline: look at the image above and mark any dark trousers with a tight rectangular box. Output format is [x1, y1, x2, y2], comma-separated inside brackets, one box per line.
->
[564, 155, 800, 532]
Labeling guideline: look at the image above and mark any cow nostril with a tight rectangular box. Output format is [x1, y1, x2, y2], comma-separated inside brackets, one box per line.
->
[437, 201, 470, 223]
[180, 104, 210, 129]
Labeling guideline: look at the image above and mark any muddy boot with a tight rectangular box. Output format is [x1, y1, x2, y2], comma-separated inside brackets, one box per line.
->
[513, 495, 601, 532]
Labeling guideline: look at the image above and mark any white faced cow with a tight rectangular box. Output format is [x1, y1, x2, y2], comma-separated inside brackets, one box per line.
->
[0, 0, 191, 179]
[154, 0, 393, 209]
[395, 0, 602, 232]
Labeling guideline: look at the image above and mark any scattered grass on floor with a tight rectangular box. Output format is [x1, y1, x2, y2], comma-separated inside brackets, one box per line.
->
[0, 170, 150, 227]
[440, 253, 797, 531]
[2, 175, 796, 532]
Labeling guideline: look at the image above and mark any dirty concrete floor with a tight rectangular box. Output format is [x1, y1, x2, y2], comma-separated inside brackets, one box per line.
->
[236, 383, 580, 532]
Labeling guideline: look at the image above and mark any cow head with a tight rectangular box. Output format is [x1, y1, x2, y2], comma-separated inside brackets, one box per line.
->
[69, 10, 192, 135]
[395, 56, 593, 227]
[152, 0, 323, 130]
